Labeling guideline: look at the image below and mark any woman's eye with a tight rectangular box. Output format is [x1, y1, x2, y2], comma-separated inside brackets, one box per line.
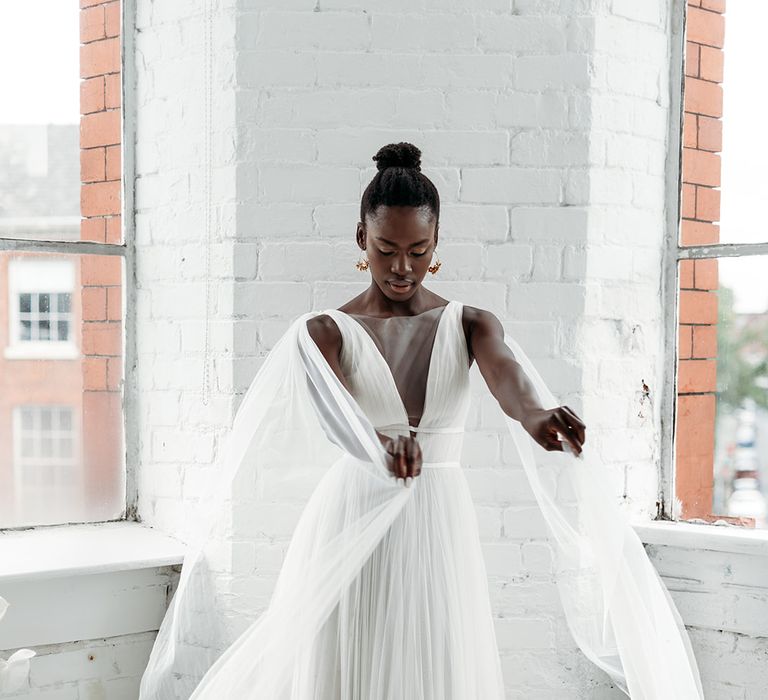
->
[376, 249, 427, 256]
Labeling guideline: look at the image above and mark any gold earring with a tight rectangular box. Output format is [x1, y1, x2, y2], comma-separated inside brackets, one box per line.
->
[355, 251, 370, 271]
[428, 251, 442, 275]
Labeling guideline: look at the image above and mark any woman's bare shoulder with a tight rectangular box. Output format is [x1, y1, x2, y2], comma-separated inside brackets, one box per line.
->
[461, 305, 503, 335]
[305, 314, 347, 378]
[457, 305, 502, 365]
[306, 313, 342, 348]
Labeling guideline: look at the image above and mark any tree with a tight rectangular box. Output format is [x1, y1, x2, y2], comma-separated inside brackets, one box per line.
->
[716, 284, 768, 412]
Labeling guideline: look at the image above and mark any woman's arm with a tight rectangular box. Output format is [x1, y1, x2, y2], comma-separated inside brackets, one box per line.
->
[306, 314, 350, 391]
[466, 307, 586, 456]
[306, 315, 422, 480]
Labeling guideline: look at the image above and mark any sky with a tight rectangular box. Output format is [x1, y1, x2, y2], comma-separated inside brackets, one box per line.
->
[0, 3, 764, 313]
[0, 1, 79, 124]
[718, 5, 768, 314]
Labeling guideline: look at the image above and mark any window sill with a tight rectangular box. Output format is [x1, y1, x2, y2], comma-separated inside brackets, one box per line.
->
[0, 521, 186, 582]
[633, 519, 768, 556]
[0, 522, 185, 650]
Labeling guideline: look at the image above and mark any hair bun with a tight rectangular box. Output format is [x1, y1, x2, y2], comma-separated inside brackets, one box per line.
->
[372, 142, 422, 172]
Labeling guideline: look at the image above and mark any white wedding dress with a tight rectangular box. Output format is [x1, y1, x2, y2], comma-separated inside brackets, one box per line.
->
[299, 300, 505, 698]
[137, 298, 705, 700]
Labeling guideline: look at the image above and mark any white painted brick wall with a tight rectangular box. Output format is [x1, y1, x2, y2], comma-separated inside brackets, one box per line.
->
[128, 0, 768, 697]
[3, 633, 156, 700]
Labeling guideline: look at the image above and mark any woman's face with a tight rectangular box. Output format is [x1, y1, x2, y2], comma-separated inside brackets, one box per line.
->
[356, 205, 438, 302]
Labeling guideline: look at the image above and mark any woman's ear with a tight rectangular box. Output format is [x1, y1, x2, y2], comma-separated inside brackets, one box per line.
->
[356, 222, 366, 250]
[433, 224, 439, 249]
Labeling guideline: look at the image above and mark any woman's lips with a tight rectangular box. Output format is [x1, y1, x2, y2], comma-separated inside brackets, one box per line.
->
[387, 280, 413, 293]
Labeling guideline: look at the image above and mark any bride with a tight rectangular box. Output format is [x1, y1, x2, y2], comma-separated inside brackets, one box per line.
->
[295, 141, 584, 699]
[137, 143, 705, 699]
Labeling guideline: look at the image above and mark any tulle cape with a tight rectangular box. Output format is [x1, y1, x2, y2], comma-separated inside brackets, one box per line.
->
[0, 597, 35, 693]
[138, 308, 704, 699]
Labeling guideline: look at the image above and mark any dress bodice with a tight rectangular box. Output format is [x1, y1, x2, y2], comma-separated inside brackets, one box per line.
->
[323, 300, 471, 464]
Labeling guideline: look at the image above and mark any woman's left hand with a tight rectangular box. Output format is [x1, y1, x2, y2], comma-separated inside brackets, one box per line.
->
[520, 406, 586, 456]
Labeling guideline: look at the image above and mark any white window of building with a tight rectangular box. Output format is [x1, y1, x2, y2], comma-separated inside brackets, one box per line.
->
[5, 257, 78, 360]
[12, 405, 78, 490]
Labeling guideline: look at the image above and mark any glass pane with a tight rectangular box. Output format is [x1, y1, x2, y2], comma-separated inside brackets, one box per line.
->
[719, 5, 768, 244]
[40, 437, 53, 458]
[712, 256, 768, 525]
[38, 319, 51, 340]
[19, 293, 31, 313]
[60, 437, 73, 459]
[0, 3, 81, 243]
[679, 5, 768, 246]
[58, 408, 72, 430]
[21, 437, 34, 458]
[20, 410, 33, 430]
[39, 293, 50, 313]
[0, 251, 125, 528]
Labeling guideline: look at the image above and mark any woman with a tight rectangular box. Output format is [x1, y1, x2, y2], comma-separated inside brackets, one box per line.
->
[140, 143, 704, 699]
[301, 141, 585, 698]
[307, 142, 585, 479]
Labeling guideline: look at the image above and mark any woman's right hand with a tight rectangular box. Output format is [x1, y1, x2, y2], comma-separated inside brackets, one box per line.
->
[520, 406, 586, 456]
[379, 434, 423, 482]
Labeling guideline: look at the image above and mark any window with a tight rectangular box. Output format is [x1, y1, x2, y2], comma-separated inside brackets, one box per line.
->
[6, 258, 77, 359]
[14, 406, 77, 480]
[20, 293, 73, 341]
[12, 406, 80, 523]
[0, 0, 128, 530]
[671, 3, 768, 528]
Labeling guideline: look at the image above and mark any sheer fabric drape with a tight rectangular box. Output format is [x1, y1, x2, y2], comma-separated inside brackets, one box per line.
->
[136, 308, 704, 699]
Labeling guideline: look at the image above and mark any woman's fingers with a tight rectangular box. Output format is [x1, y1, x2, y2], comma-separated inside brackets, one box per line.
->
[561, 405, 587, 444]
[412, 438, 422, 478]
[405, 436, 414, 479]
[541, 429, 564, 452]
[386, 435, 424, 483]
[562, 405, 586, 428]
[405, 436, 422, 479]
[552, 410, 582, 455]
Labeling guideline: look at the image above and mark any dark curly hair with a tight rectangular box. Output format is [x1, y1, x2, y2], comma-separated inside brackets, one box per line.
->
[359, 142, 440, 226]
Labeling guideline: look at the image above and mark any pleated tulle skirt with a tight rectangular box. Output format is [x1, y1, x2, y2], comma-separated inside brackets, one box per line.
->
[290, 463, 506, 700]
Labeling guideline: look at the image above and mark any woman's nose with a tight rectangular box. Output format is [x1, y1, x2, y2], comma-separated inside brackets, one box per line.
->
[391, 253, 412, 274]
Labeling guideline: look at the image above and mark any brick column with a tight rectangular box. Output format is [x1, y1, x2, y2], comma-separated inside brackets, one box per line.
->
[80, 0, 123, 516]
[676, 0, 724, 519]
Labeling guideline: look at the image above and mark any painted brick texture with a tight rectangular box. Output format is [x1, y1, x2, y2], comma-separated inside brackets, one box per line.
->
[132, 0, 673, 696]
[3, 633, 156, 700]
[131, 1, 766, 698]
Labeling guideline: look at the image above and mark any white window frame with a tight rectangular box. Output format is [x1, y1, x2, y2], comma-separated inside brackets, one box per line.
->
[0, 0, 137, 530]
[660, 0, 768, 522]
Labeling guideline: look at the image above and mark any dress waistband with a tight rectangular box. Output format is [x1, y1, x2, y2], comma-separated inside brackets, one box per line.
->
[421, 461, 461, 470]
[377, 423, 465, 435]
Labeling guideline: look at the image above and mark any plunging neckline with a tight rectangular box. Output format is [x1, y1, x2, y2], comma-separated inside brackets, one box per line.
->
[335, 301, 453, 437]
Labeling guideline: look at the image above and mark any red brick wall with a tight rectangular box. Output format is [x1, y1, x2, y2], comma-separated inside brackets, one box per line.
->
[676, 0, 725, 519]
[79, 0, 123, 513]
